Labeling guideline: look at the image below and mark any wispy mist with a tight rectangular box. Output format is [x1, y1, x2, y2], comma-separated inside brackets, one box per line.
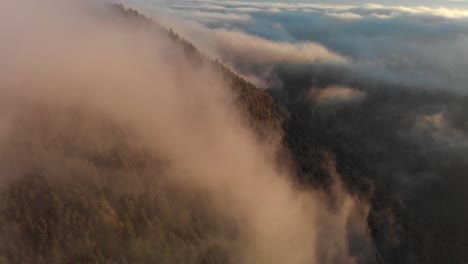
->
[0, 1, 373, 263]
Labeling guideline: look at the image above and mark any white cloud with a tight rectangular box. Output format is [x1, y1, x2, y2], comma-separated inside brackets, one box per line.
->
[416, 113, 446, 129]
[123, 0, 468, 92]
[310, 86, 366, 105]
[147, 14, 347, 65]
[364, 4, 468, 19]
[210, 29, 347, 64]
[143, 0, 468, 19]
[190, 11, 252, 22]
[326, 12, 363, 20]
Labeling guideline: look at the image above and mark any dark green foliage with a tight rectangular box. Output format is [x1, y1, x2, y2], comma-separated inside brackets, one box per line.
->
[270, 63, 468, 263]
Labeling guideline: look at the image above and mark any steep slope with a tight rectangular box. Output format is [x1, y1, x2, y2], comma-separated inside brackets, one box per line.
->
[0, 4, 286, 264]
[0, 3, 408, 264]
[110, 4, 284, 141]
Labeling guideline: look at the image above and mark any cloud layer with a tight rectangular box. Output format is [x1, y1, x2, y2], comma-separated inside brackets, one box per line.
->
[126, 0, 468, 93]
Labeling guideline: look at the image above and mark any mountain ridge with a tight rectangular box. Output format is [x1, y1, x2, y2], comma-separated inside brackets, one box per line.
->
[0, 4, 289, 264]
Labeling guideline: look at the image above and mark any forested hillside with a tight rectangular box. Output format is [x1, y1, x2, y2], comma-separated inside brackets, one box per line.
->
[0, 4, 286, 264]
[110, 4, 284, 140]
[1, 3, 454, 264]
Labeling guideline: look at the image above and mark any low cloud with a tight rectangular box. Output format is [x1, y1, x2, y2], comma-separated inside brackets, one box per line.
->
[141, 0, 468, 19]
[210, 30, 347, 65]
[363, 4, 468, 19]
[138, 13, 347, 65]
[0, 1, 372, 263]
[326, 12, 363, 20]
[191, 11, 252, 22]
[129, 0, 468, 93]
[416, 112, 446, 129]
[310, 86, 366, 106]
